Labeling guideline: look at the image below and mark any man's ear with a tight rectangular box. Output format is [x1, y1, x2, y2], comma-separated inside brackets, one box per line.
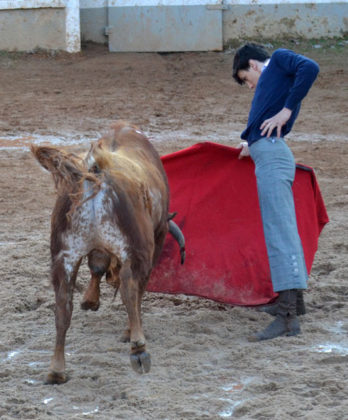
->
[249, 59, 258, 70]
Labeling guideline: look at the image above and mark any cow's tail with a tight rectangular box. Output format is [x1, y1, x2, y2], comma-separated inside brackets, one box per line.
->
[168, 212, 186, 264]
[31, 145, 101, 204]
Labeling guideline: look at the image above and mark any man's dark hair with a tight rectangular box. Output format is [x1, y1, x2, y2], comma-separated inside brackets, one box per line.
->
[232, 43, 271, 85]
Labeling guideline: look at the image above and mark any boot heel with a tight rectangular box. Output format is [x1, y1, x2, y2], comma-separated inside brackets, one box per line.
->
[251, 290, 301, 341]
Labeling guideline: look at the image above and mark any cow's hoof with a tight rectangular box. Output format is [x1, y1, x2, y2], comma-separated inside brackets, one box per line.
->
[130, 351, 151, 374]
[45, 371, 67, 385]
[80, 300, 100, 311]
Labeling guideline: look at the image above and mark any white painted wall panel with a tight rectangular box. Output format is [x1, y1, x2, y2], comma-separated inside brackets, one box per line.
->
[0, 0, 66, 8]
[0, 0, 80, 52]
[108, 3, 223, 51]
[80, 0, 348, 6]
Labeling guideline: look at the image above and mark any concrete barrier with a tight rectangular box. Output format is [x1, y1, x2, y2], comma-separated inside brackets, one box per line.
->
[107, 0, 223, 52]
[0, 0, 346, 52]
[81, 0, 348, 51]
[223, 0, 348, 42]
[0, 0, 80, 52]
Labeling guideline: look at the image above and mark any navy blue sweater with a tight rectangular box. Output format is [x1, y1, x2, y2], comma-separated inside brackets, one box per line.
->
[241, 49, 320, 145]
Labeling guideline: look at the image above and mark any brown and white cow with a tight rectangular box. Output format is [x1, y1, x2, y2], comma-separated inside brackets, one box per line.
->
[31, 121, 185, 384]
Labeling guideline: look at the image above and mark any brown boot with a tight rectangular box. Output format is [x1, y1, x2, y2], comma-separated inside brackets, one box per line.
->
[250, 290, 301, 341]
[258, 290, 306, 317]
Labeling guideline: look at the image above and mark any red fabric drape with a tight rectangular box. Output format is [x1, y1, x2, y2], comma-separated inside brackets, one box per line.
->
[148, 142, 329, 306]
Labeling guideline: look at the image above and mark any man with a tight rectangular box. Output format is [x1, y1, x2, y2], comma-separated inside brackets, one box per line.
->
[232, 43, 319, 341]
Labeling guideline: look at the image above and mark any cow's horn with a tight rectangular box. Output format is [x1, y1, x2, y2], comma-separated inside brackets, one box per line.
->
[168, 220, 186, 264]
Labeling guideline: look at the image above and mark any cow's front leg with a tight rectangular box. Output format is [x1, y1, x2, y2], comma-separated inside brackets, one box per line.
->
[119, 263, 151, 374]
[46, 257, 79, 385]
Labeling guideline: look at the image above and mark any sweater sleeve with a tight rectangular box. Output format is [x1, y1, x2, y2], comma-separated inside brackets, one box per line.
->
[273, 49, 320, 111]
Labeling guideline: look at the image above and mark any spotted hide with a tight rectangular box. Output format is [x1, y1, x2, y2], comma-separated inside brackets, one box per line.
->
[31, 121, 185, 384]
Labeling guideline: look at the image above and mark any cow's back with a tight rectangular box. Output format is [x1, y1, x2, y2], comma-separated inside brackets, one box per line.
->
[105, 121, 167, 186]
[86, 121, 169, 229]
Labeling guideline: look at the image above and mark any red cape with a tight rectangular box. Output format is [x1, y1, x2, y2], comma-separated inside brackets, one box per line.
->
[148, 142, 329, 306]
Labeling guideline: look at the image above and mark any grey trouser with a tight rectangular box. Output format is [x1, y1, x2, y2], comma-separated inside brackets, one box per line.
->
[249, 137, 308, 292]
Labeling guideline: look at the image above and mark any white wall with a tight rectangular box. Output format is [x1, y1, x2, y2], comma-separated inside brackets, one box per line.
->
[223, 0, 348, 41]
[80, 0, 348, 46]
[0, 0, 347, 51]
[0, 0, 80, 52]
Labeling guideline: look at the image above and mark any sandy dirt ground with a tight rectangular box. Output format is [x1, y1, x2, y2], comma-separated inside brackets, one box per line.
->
[0, 40, 347, 419]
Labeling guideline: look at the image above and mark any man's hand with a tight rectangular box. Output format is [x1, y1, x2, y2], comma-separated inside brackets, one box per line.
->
[238, 141, 250, 159]
[260, 107, 292, 138]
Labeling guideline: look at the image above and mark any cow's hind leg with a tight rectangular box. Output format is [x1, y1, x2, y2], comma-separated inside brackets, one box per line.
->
[81, 250, 111, 311]
[119, 262, 151, 374]
[46, 256, 81, 385]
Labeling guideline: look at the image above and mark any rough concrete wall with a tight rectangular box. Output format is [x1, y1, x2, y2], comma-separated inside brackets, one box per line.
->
[80, 1, 348, 47]
[80, 7, 108, 44]
[3, 1, 345, 52]
[223, 2, 348, 42]
[0, 8, 66, 51]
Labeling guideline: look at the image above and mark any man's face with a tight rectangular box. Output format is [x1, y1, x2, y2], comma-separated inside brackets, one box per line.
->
[237, 60, 262, 89]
